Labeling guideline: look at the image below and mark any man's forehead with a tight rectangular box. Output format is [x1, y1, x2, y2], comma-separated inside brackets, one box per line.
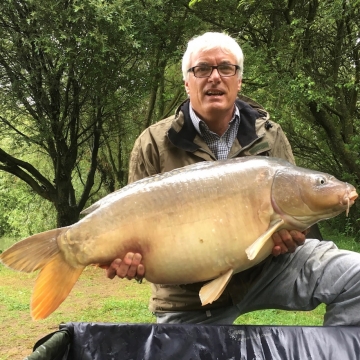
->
[191, 48, 236, 64]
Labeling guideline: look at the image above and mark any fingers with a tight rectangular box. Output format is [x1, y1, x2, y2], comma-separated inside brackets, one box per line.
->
[106, 258, 121, 279]
[271, 245, 282, 257]
[136, 263, 145, 279]
[271, 230, 290, 255]
[302, 228, 310, 237]
[105, 253, 143, 280]
[123, 252, 142, 279]
[290, 230, 306, 246]
[271, 229, 306, 257]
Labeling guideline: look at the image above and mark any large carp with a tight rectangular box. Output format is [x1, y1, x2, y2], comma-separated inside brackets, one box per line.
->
[0, 157, 358, 320]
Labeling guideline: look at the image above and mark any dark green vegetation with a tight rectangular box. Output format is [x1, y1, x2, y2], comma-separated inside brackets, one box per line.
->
[0, 0, 358, 238]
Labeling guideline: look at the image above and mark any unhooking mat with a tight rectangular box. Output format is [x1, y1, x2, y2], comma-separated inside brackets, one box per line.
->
[25, 322, 360, 359]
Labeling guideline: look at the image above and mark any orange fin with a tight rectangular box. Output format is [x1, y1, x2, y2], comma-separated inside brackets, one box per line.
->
[0, 226, 83, 320]
[199, 268, 234, 306]
[31, 253, 85, 320]
[0, 227, 69, 272]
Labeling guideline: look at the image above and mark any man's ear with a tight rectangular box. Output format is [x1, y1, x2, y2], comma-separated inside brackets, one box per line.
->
[238, 78, 242, 92]
[185, 81, 190, 95]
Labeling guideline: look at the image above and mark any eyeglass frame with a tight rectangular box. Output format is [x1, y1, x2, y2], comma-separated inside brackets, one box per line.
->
[187, 64, 241, 78]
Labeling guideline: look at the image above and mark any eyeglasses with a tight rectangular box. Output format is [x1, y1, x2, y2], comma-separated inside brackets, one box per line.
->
[187, 64, 240, 78]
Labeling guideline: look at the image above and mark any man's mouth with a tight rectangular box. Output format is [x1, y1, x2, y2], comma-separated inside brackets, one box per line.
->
[205, 90, 224, 96]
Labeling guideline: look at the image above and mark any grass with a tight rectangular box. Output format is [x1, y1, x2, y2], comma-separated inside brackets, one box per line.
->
[1, 232, 359, 359]
[0, 265, 155, 359]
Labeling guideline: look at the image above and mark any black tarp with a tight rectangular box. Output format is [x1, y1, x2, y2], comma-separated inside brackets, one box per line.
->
[26, 322, 360, 359]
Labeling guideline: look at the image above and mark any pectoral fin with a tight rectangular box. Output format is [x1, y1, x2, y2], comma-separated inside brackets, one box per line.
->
[199, 268, 234, 306]
[245, 219, 285, 260]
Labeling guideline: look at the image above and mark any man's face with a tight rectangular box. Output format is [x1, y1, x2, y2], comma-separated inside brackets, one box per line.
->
[185, 47, 242, 123]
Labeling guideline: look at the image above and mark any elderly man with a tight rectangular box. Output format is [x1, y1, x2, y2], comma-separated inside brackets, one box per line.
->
[107, 32, 360, 326]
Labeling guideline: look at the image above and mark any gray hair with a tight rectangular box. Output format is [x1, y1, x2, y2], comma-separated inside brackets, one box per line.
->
[182, 32, 244, 81]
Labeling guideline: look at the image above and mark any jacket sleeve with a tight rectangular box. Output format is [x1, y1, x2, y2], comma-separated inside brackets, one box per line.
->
[128, 130, 160, 184]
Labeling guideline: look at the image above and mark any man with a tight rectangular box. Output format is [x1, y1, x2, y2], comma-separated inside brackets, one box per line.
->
[107, 32, 360, 326]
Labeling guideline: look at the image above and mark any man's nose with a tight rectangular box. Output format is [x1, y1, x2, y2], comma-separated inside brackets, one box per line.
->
[208, 68, 221, 81]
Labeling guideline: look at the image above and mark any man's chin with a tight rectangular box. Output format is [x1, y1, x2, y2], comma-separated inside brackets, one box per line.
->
[204, 101, 228, 112]
[205, 95, 224, 102]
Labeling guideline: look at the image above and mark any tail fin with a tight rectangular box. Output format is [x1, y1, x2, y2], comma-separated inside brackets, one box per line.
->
[31, 253, 84, 320]
[0, 228, 68, 272]
[0, 227, 85, 320]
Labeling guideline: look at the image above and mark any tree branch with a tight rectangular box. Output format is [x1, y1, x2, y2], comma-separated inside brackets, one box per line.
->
[0, 147, 56, 201]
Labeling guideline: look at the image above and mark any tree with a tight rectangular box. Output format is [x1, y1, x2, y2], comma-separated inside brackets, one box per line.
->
[0, 0, 140, 227]
[94, 0, 207, 192]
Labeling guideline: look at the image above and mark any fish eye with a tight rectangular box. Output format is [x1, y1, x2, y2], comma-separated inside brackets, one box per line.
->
[317, 176, 327, 186]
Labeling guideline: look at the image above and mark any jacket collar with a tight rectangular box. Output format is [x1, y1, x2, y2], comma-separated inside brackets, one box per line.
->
[167, 98, 261, 152]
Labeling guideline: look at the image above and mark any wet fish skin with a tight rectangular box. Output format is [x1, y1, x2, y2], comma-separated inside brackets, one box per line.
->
[0, 156, 357, 320]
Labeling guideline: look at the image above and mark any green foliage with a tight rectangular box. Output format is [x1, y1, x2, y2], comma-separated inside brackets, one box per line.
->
[0, 0, 359, 235]
[0, 0, 145, 226]
[0, 172, 56, 239]
[320, 213, 360, 243]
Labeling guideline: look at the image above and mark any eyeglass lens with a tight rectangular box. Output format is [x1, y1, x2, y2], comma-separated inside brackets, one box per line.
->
[193, 64, 237, 77]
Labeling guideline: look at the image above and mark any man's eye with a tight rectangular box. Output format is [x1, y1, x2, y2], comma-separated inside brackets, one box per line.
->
[218, 65, 233, 72]
[197, 66, 210, 72]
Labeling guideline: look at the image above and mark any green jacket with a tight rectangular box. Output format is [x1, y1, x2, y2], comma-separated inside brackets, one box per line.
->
[128, 95, 295, 312]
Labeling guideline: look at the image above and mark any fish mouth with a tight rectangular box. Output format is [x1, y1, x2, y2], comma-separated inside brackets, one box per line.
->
[342, 190, 358, 216]
[350, 190, 358, 201]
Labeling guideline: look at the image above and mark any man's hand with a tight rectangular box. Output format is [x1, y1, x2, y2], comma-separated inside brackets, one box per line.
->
[271, 229, 308, 256]
[106, 253, 145, 281]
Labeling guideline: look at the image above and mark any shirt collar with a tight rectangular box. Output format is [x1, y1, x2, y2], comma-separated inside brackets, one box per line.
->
[189, 104, 240, 136]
